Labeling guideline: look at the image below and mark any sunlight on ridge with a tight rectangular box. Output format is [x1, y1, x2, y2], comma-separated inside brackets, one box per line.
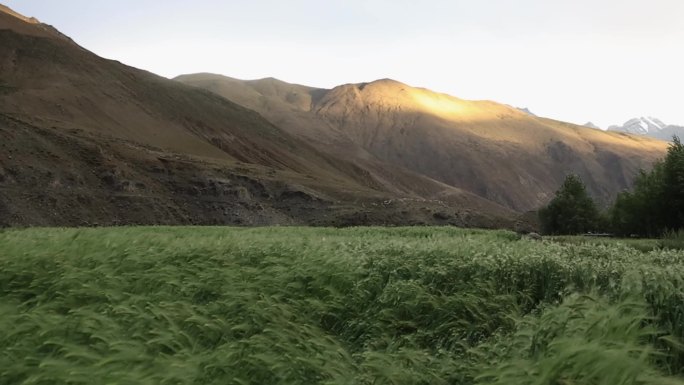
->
[408, 88, 504, 123]
[411, 91, 469, 116]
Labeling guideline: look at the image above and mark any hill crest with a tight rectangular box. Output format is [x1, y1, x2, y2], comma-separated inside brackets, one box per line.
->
[0, 16, 517, 228]
[177, 73, 668, 211]
[0, 4, 39, 24]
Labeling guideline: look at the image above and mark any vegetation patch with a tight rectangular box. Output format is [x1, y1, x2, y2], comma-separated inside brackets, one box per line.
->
[2, 226, 684, 384]
[549, 235, 662, 252]
[540, 137, 684, 238]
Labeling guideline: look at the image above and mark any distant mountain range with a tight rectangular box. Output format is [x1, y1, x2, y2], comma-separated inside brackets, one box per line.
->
[0, 4, 669, 228]
[176, 73, 666, 211]
[608, 117, 684, 141]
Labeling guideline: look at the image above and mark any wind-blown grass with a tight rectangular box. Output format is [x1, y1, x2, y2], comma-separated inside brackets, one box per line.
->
[1, 226, 684, 384]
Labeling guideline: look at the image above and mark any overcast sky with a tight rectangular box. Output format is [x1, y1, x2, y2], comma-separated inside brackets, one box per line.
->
[6, 0, 684, 128]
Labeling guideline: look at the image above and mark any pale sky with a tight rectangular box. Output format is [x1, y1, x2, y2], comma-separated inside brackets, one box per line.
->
[6, 0, 684, 128]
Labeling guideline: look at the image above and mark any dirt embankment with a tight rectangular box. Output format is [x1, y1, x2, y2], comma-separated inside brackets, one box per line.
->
[0, 115, 514, 229]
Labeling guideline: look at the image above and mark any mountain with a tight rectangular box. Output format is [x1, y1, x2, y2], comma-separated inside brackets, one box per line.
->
[608, 117, 684, 141]
[0, 4, 38, 24]
[657, 125, 684, 141]
[0, 5, 515, 228]
[584, 122, 600, 129]
[608, 117, 667, 135]
[516, 107, 536, 116]
[176, 74, 667, 212]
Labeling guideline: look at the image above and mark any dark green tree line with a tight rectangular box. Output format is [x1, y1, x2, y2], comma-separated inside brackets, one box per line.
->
[539, 174, 600, 235]
[610, 164, 665, 237]
[540, 137, 684, 237]
[610, 137, 684, 237]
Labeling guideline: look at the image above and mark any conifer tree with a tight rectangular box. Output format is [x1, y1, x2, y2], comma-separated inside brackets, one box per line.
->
[539, 174, 599, 235]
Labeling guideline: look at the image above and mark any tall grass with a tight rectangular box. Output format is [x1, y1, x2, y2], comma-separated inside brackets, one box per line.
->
[1, 226, 684, 384]
[549, 235, 662, 252]
[662, 230, 684, 251]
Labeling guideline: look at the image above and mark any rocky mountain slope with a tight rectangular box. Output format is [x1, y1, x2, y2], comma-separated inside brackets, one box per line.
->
[0, 5, 514, 228]
[608, 117, 684, 141]
[176, 74, 668, 211]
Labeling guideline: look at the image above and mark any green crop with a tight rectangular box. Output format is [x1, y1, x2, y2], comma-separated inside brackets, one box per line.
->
[1, 226, 684, 384]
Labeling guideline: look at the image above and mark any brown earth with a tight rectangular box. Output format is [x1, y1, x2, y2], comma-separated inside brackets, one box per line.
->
[175, 74, 668, 211]
[0, 5, 515, 228]
[1, 114, 510, 228]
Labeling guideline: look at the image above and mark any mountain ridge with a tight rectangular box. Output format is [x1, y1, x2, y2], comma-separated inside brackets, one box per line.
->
[176, 73, 668, 212]
[0, 4, 516, 228]
[608, 117, 684, 141]
[0, 4, 39, 24]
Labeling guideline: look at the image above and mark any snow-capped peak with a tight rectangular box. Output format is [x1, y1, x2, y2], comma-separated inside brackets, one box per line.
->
[607, 116, 684, 141]
[612, 117, 667, 135]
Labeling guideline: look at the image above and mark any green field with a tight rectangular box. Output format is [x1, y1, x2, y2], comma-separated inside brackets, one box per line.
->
[2, 227, 684, 384]
[549, 235, 664, 253]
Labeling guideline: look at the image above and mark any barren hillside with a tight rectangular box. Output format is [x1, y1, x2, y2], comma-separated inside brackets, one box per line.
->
[176, 74, 667, 211]
[0, 5, 514, 228]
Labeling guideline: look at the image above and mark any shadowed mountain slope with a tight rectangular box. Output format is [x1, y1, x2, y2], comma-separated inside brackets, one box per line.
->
[0, 5, 514, 227]
[176, 74, 668, 211]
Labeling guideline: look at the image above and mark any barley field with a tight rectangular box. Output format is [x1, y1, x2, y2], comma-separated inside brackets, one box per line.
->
[2, 226, 684, 384]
